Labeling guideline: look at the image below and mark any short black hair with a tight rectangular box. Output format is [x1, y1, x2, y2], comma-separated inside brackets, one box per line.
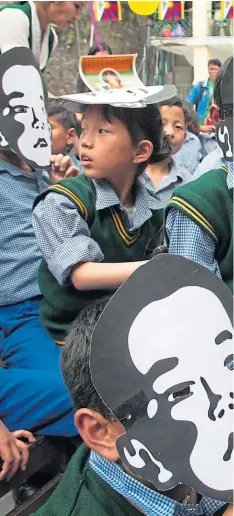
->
[208, 59, 222, 68]
[47, 99, 77, 131]
[88, 42, 112, 56]
[83, 103, 171, 167]
[61, 298, 113, 420]
[214, 57, 233, 111]
[158, 95, 190, 127]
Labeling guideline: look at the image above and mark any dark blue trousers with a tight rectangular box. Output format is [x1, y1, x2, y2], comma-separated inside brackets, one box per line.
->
[0, 298, 76, 437]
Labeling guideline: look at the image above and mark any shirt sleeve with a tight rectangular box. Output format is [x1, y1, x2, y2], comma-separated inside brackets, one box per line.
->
[32, 192, 104, 286]
[186, 85, 198, 105]
[165, 208, 222, 278]
[0, 9, 29, 52]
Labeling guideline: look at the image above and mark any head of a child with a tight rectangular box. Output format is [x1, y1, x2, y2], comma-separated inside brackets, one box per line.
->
[79, 103, 170, 183]
[158, 96, 189, 155]
[88, 42, 112, 57]
[210, 56, 233, 161]
[48, 99, 78, 155]
[186, 108, 201, 136]
[61, 298, 124, 463]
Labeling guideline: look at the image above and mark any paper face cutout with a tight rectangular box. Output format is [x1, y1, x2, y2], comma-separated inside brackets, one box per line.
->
[90, 255, 233, 502]
[0, 47, 51, 169]
[216, 56, 233, 162]
[59, 85, 177, 111]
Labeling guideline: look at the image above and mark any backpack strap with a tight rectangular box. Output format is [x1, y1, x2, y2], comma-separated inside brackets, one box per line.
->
[195, 81, 206, 110]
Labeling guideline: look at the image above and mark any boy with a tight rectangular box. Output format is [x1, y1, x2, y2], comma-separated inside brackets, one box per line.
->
[33, 282, 233, 516]
[0, 48, 79, 484]
[142, 97, 192, 207]
[32, 95, 172, 343]
[160, 97, 202, 175]
[165, 57, 233, 292]
[48, 99, 84, 171]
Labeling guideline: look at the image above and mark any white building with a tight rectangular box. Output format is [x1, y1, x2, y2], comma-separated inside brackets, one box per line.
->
[150, 0, 233, 94]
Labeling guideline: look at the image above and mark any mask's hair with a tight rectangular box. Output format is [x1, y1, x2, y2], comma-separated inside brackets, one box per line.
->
[83, 103, 171, 170]
[158, 95, 189, 127]
[214, 57, 233, 114]
[61, 297, 113, 421]
[47, 99, 78, 131]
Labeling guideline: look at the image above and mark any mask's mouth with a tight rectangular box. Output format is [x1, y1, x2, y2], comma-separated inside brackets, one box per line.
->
[33, 138, 48, 149]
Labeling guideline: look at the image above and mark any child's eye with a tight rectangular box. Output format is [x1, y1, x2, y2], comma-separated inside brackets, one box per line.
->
[81, 127, 87, 134]
[176, 125, 183, 130]
[99, 129, 109, 134]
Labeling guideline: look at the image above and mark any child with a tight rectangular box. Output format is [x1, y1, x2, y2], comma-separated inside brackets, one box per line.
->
[32, 297, 233, 516]
[165, 57, 233, 292]
[161, 97, 202, 175]
[32, 102, 166, 343]
[0, 48, 80, 475]
[142, 97, 192, 207]
[48, 99, 84, 171]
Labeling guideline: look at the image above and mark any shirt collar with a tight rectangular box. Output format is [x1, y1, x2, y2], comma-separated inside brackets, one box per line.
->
[220, 158, 233, 189]
[0, 159, 36, 178]
[92, 178, 160, 229]
[89, 451, 175, 516]
[89, 451, 224, 516]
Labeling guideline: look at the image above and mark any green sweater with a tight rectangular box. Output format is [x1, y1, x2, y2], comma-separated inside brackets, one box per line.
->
[0, 2, 55, 71]
[35, 175, 163, 341]
[165, 166, 233, 292]
[32, 444, 140, 516]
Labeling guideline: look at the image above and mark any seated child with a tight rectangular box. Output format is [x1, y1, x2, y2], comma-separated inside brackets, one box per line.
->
[142, 97, 192, 207]
[32, 102, 166, 343]
[32, 297, 233, 516]
[0, 48, 80, 483]
[165, 57, 233, 292]
[166, 97, 202, 175]
[48, 99, 84, 172]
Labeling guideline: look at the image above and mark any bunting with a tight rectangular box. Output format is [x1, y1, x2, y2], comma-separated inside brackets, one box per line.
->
[94, 1, 122, 22]
[221, 0, 234, 19]
[158, 1, 184, 21]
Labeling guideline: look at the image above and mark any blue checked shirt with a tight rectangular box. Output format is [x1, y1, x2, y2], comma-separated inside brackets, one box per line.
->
[141, 157, 192, 209]
[0, 160, 51, 305]
[32, 178, 163, 286]
[174, 132, 202, 175]
[89, 451, 225, 516]
[166, 159, 233, 279]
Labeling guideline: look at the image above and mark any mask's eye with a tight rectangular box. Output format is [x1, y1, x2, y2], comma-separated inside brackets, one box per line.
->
[14, 106, 28, 114]
[168, 382, 195, 403]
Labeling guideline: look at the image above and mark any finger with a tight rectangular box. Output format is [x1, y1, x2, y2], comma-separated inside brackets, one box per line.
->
[64, 166, 80, 178]
[50, 154, 64, 170]
[16, 441, 30, 471]
[8, 442, 21, 477]
[0, 445, 13, 481]
[12, 430, 36, 443]
[59, 156, 71, 174]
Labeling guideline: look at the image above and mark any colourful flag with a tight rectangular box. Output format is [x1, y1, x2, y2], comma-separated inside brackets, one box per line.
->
[159, 1, 184, 21]
[221, 0, 234, 19]
[94, 1, 122, 22]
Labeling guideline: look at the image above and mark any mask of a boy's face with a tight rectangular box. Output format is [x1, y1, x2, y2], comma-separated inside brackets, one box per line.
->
[216, 57, 233, 163]
[0, 47, 51, 169]
[91, 255, 233, 503]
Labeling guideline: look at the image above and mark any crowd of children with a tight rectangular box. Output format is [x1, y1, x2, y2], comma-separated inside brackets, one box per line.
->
[0, 39, 232, 516]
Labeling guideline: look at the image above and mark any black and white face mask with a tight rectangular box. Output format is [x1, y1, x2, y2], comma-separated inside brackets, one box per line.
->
[90, 255, 233, 503]
[216, 57, 233, 163]
[0, 47, 51, 169]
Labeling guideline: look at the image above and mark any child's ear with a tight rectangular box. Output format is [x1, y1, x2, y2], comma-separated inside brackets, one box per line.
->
[210, 104, 221, 125]
[133, 140, 153, 165]
[67, 128, 76, 146]
[74, 409, 125, 462]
